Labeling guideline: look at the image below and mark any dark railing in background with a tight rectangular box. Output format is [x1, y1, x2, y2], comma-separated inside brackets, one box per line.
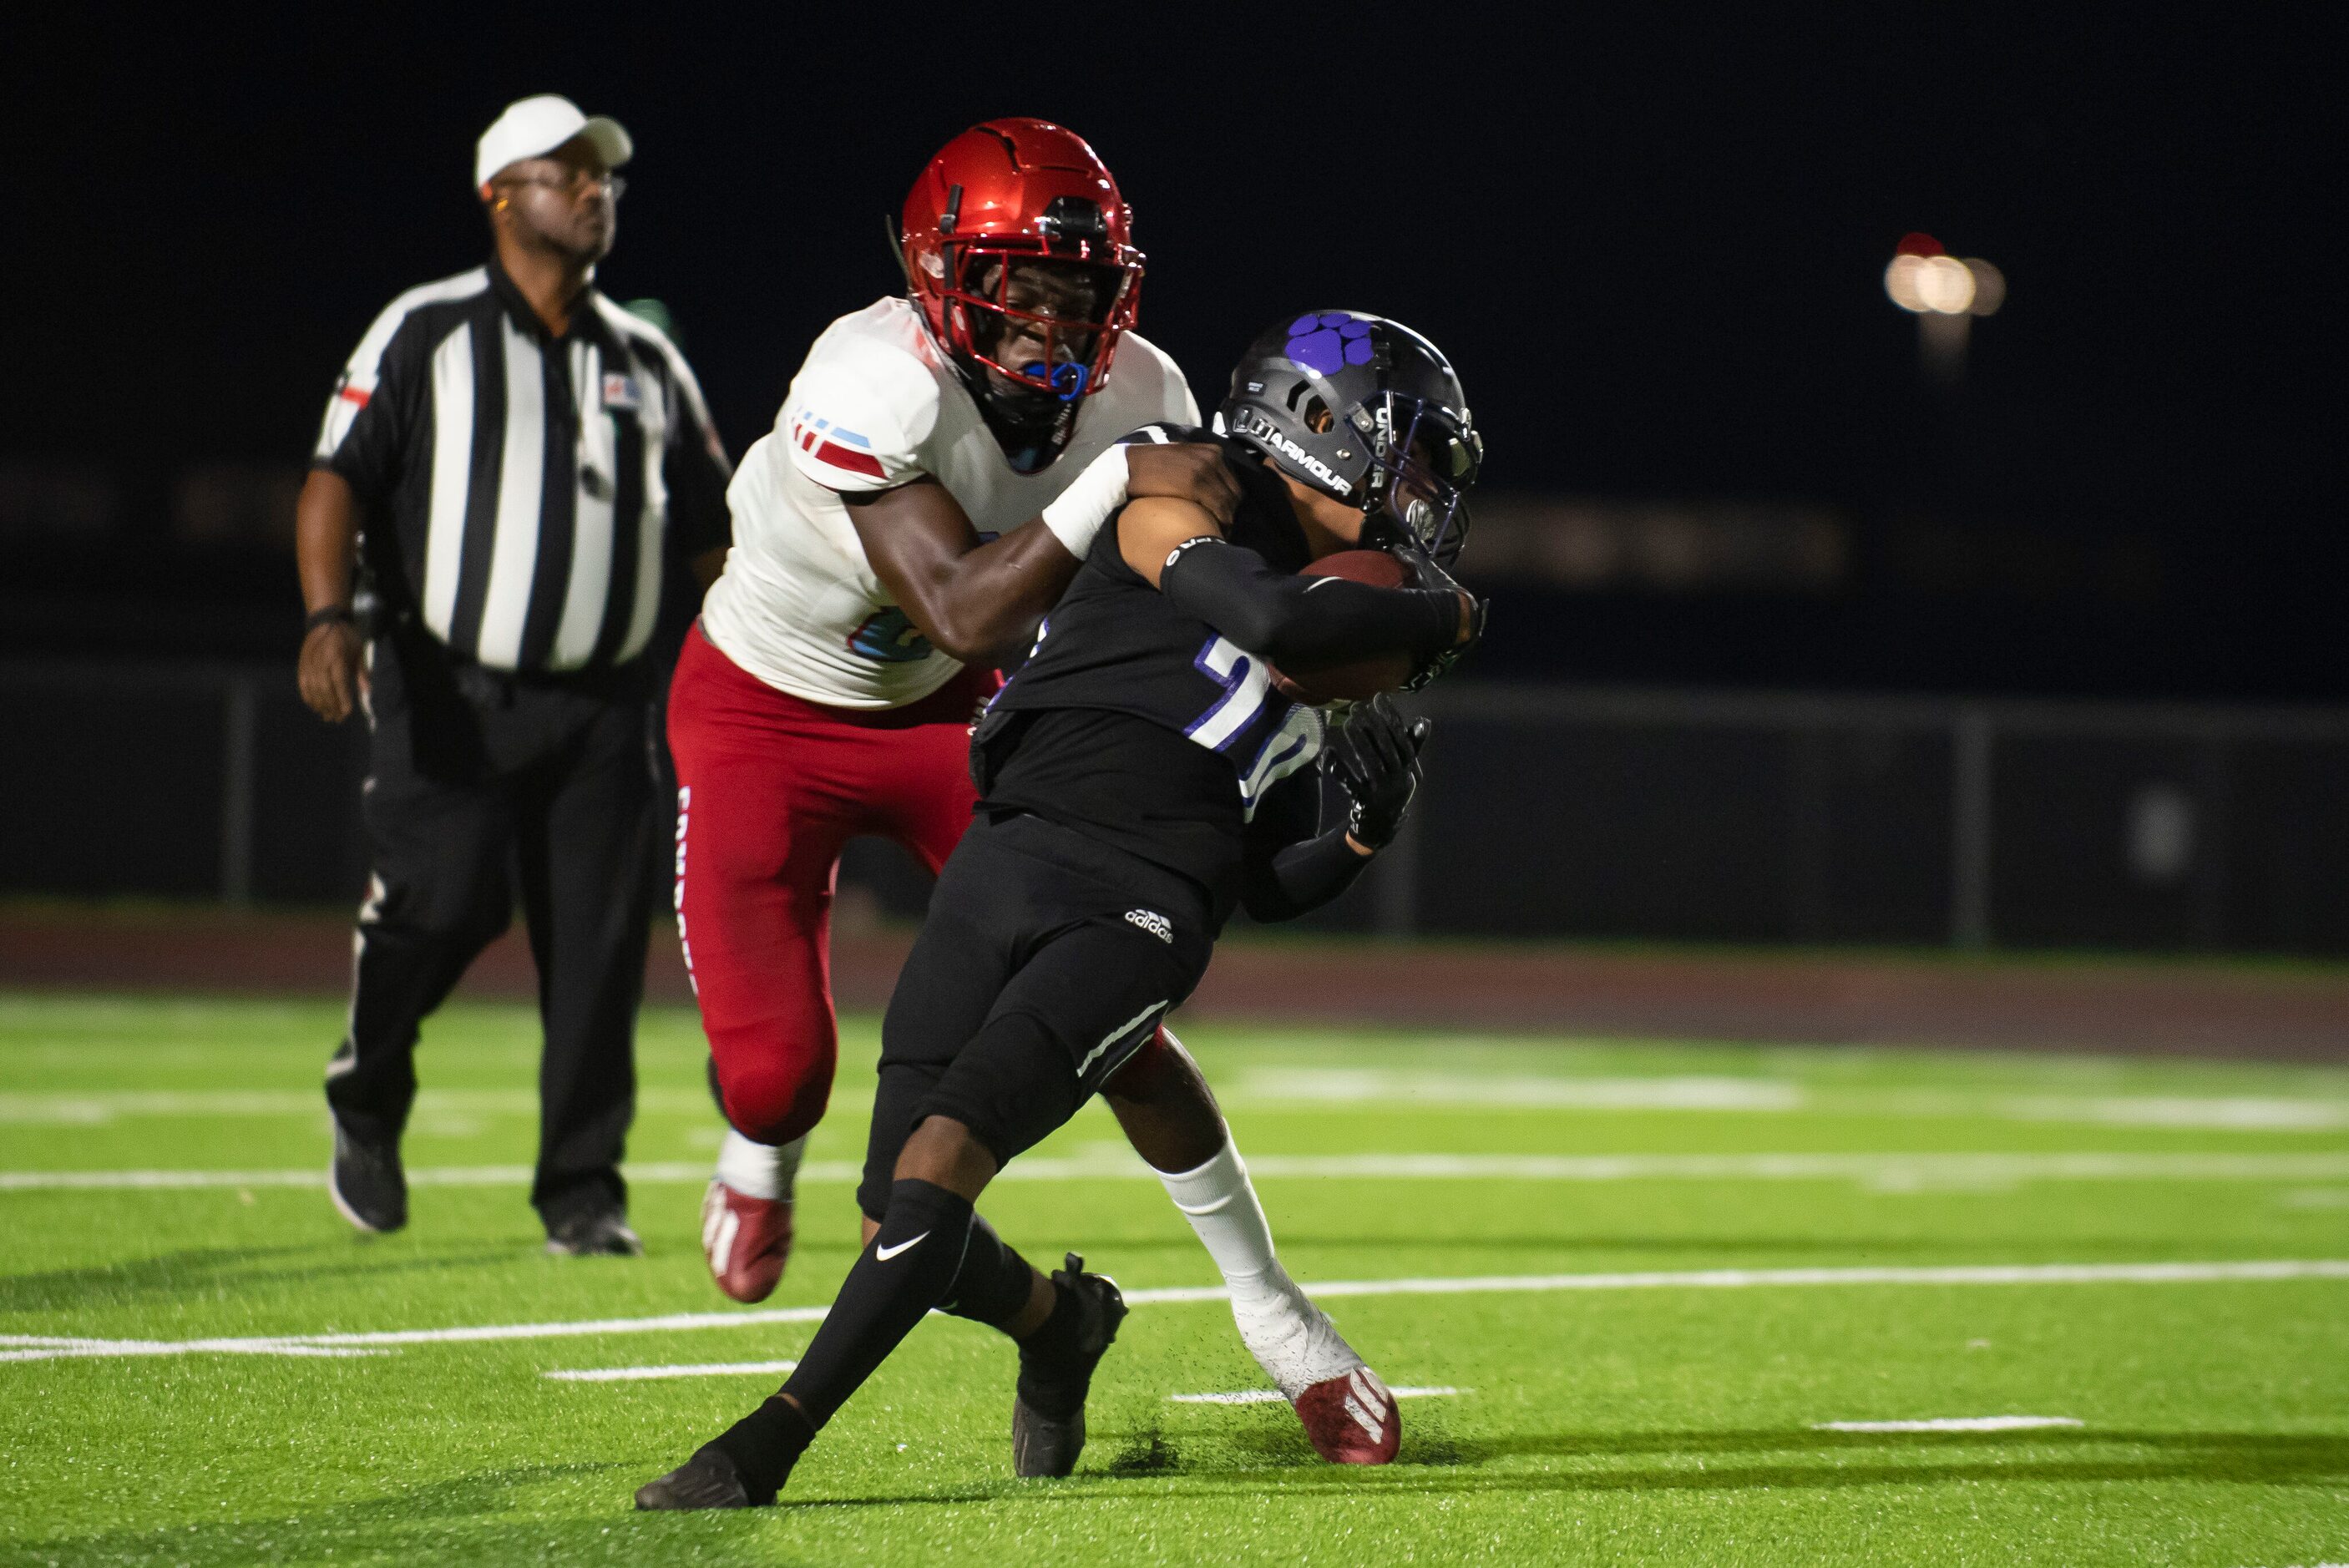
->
[3, 660, 2345, 956]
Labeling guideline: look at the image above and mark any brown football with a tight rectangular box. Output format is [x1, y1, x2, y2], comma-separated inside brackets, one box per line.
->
[1269, 549, 1417, 705]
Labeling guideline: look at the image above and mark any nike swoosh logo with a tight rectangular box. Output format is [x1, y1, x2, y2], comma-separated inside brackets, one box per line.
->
[875, 1232, 929, 1261]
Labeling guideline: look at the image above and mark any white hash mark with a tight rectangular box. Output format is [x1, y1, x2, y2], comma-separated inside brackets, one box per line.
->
[1815, 1416, 2083, 1433]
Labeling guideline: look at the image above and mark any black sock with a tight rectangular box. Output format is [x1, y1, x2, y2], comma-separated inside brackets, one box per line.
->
[705, 1395, 814, 1505]
[776, 1178, 974, 1431]
[1015, 1277, 1088, 1419]
[938, 1213, 1037, 1331]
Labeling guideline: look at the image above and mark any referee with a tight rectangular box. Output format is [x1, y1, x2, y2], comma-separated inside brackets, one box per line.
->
[296, 95, 732, 1255]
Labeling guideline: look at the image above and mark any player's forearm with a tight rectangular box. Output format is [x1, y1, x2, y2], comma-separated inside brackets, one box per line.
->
[898, 522, 1081, 662]
[1160, 539, 1460, 665]
[1241, 827, 1373, 923]
[296, 469, 362, 614]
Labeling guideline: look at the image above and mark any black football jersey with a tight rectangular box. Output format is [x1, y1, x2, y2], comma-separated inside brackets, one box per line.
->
[972, 426, 1329, 910]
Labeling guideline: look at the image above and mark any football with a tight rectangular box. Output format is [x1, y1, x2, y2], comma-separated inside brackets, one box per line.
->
[1270, 549, 1418, 704]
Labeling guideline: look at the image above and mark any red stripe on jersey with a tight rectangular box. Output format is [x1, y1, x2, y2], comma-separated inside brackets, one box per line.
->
[338, 385, 372, 407]
[813, 439, 885, 478]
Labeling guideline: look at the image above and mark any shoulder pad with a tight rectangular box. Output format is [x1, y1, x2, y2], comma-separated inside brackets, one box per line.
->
[781, 330, 941, 493]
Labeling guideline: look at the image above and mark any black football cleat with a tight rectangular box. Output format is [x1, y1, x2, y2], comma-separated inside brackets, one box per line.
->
[1011, 1252, 1128, 1478]
[546, 1207, 644, 1257]
[635, 1444, 755, 1510]
[327, 1118, 407, 1234]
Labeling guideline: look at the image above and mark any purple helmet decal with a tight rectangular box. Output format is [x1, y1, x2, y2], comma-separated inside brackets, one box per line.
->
[1283, 311, 1376, 377]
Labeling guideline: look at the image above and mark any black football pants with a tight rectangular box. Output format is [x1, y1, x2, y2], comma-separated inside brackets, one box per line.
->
[858, 810, 1216, 1220]
[325, 633, 656, 1229]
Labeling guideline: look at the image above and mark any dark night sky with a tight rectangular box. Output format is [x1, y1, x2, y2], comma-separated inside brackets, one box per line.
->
[3, 7, 2339, 697]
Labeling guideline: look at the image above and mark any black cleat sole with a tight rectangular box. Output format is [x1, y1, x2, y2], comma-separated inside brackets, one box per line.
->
[1011, 1397, 1086, 1479]
[635, 1446, 754, 1510]
[1011, 1253, 1128, 1479]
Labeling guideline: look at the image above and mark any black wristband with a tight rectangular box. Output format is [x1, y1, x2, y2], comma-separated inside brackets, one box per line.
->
[305, 605, 357, 633]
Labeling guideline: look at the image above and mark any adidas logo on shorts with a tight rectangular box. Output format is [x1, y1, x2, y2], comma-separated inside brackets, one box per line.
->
[1124, 908, 1173, 943]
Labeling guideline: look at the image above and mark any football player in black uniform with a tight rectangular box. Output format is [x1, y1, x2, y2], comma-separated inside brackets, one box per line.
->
[636, 312, 1484, 1510]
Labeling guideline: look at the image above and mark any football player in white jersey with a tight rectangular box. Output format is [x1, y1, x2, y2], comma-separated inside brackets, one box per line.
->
[666, 119, 1400, 1465]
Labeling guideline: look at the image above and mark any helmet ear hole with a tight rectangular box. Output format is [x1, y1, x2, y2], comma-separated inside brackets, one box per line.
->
[1280, 382, 1335, 432]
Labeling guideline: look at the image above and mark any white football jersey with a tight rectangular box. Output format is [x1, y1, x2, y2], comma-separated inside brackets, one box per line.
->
[698, 297, 1200, 710]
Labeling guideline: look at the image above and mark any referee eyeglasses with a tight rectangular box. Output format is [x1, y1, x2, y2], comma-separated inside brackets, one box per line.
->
[499, 169, 626, 201]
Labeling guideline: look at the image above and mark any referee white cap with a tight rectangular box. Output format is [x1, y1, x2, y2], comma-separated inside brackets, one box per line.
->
[474, 94, 633, 189]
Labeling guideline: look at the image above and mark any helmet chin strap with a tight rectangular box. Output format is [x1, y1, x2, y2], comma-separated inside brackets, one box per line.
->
[958, 357, 1080, 472]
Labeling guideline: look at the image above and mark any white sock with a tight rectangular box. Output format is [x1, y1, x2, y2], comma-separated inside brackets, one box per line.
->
[715, 1129, 804, 1202]
[1159, 1134, 1361, 1397]
[1158, 1136, 1278, 1289]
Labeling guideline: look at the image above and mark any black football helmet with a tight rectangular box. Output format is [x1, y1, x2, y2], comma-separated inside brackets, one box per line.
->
[1218, 311, 1481, 564]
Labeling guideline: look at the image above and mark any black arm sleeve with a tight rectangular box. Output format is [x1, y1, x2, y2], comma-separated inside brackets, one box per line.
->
[1160, 537, 1459, 666]
[1239, 767, 1373, 923]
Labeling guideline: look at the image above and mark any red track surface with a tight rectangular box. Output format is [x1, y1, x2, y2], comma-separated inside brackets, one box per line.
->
[4, 904, 2343, 1061]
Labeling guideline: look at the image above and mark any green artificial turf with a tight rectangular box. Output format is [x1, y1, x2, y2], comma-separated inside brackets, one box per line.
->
[3, 992, 2346, 1565]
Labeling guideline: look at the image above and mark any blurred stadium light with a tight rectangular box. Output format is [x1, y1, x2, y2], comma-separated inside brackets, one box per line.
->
[171, 464, 301, 548]
[0, 463, 125, 540]
[1886, 233, 2003, 384]
[1466, 495, 1850, 594]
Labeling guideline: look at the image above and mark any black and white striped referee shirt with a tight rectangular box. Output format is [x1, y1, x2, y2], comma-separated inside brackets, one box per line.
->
[313, 259, 731, 673]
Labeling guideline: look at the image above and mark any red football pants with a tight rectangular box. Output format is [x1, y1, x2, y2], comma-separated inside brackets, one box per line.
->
[666, 621, 996, 1146]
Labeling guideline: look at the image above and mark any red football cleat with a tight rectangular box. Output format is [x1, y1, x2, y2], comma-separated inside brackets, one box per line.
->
[1292, 1366, 1402, 1464]
[701, 1181, 792, 1303]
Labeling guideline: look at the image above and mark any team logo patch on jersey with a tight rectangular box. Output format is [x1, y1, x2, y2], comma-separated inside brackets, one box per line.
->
[601, 372, 642, 411]
[1124, 908, 1174, 943]
[789, 410, 886, 480]
[846, 606, 934, 664]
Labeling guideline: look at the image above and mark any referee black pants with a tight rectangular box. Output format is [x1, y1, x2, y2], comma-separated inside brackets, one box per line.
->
[325, 630, 656, 1229]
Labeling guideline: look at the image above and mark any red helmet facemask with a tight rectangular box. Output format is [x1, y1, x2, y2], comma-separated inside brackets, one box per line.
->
[899, 119, 1144, 402]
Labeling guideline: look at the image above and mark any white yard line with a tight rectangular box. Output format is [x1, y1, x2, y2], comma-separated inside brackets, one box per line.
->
[14, 1078, 2349, 1130]
[0, 1088, 720, 1125]
[544, 1359, 799, 1383]
[12, 1151, 2349, 1193]
[281, 1304, 833, 1349]
[1815, 1416, 2083, 1433]
[5, 1259, 2344, 1364]
[1227, 1071, 2349, 1131]
[0, 1336, 382, 1363]
[1232, 1072, 1806, 1112]
[1171, 1386, 1464, 1404]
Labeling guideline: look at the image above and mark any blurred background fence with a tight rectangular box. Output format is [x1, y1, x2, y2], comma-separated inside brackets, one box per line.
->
[5, 660, 2343, 957]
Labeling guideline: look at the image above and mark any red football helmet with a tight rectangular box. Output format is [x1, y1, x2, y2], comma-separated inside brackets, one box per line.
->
[899, 119, 1144, 401]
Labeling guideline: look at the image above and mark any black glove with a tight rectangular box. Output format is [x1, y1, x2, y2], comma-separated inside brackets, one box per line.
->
[1327, 694, 1432, 848]
[1391, 542, 1487, 691]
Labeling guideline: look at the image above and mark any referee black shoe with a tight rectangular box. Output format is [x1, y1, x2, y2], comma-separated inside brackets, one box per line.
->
[1011, 1253, 1128, 1478]
[545, 1206, 643, 1257]
[327, 1119, 407, 1234]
